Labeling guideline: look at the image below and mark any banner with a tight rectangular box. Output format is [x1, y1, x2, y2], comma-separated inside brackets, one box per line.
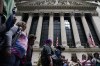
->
[3, 0, 16, 20]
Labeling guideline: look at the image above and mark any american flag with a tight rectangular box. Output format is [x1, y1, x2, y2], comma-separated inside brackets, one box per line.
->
[87, 33, 96, 47]
[56, 34, 59, 47]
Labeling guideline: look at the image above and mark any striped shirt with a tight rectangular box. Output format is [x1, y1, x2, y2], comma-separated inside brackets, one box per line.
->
[85, 60, 92, 66]
[12, 31, 28, 58]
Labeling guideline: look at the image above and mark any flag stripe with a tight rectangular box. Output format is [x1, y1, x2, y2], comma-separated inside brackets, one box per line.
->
[56, 33, 59, 47]
[56, 36, 58, 47]
[88, 33, 96, 47]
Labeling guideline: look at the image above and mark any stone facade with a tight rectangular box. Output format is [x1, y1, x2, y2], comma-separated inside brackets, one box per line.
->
[15, 0, 100, 65]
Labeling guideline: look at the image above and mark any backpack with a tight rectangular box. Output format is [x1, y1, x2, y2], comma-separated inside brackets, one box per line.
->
[52, 49, 61, 60]
[41, 45, 54, 64]
[41, 46, 48, 60]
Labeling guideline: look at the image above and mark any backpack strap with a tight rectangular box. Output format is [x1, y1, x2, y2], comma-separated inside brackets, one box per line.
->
[41, 46, 46, 55]
[12, 27, 22, 46]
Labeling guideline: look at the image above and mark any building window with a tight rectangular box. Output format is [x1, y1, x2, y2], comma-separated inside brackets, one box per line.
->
[22, 13, 29, 22]
[85, 13, 100, 47]
[64, 16, 75, 48]
[29, 15, 39, 35]
[75, 16, 87, 48]
[40, 16, 49, 47]
[54, 16, 61, 47]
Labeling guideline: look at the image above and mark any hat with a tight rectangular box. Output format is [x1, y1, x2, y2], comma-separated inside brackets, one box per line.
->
[45, 39, 52, 44]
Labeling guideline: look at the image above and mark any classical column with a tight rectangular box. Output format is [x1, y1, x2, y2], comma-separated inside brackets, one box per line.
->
[48, 13, 54, 47]
[81, 13, 96, 47]
[60, 13, 69, 48]
[15, 16, 22, 24]
[25, 15, 33, 35]
[91, 13, 100, 42]
[34, 13, 43, 48]
[70, 13, 83, 48]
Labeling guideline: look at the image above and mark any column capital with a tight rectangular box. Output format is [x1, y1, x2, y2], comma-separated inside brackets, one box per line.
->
[70, 12, 75, 16]
[81, 12, 85, 16]
[49, 12, 54, 15]
[27, 13, 33, 15]
[91, 12, 98, 16]
[60, 12, 64, 16]
[28, 14, 33, 18]
[39, 12, 44, 16]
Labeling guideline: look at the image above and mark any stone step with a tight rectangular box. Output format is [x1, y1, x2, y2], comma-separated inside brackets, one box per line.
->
[76, 52, 87, 61]
[32, 48, 100, 66]
[62, 52, 88, 62]
[32, 52, 40, 66]
[33, 48, 100, 52]
[62, 52, 71, 61]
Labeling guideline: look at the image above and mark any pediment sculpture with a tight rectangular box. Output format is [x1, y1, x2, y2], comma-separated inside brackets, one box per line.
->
[20, 0, 95, 7]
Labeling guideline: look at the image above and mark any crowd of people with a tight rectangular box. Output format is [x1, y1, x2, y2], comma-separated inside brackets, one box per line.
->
[39, 39, 100, 66]
[0, 0, 37, 66]
[0, 21, 36, 66]
[0, 0, 100, 66]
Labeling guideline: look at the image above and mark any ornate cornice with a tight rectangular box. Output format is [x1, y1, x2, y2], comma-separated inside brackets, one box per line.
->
[15, 0, 100, 2]
[16, 0, 97, 11]
[15, 0, 99, 7]
[16, 11, 98, 17]
[17, 5, 96, 12]
[16, 10, 97, 15]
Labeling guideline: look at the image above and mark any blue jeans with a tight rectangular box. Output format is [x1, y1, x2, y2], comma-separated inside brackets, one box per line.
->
[0, 54, 15, 66]
[0, 54, 20, 66]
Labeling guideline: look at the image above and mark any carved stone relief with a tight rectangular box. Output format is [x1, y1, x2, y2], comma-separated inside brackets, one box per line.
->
[30, 0, 55, 6]
[20, 0, 97, 9]
[25, 0, 84, 6]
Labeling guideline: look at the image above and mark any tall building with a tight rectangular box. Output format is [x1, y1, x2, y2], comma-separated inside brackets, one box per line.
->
[15, 0, 100, 65]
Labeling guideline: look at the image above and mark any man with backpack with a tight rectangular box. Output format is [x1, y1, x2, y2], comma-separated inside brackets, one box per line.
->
[0, 21, 27, 66]
[41, 39, 54, 66]
[53, 46, 65, 66]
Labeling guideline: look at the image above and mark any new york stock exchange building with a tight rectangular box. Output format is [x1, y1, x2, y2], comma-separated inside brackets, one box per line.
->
[15, 0, 100, 65]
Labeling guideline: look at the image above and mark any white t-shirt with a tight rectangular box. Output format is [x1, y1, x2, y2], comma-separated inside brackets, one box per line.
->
[84, 60, 92, 66]
[69, 61, 79, 66]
